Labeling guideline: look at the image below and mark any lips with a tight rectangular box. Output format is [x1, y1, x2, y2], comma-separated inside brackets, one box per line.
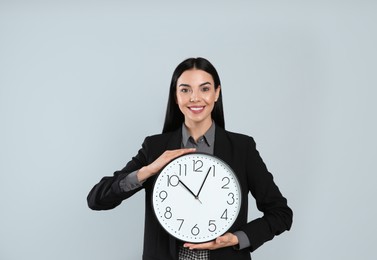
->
[188, 106, 205, 113]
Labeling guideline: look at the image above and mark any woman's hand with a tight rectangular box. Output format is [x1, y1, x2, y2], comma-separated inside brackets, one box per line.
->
[183, 233, 239, 250]
[137, 148, 196, 182]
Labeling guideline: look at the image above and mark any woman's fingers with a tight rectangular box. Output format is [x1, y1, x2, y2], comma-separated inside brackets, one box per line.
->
[183, 233, 238, 250]
[151, 148, 196, 172]
[138, 148, 196, 182]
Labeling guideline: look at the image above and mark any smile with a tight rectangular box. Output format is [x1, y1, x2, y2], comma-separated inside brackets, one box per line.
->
[189, 106, 205, 113]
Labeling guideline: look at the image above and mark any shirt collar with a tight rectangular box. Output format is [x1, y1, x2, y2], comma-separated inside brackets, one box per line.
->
[181, 122, 216, 147]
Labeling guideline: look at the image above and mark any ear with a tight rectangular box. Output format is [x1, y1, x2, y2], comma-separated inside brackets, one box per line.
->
[215, 85, 221, 101]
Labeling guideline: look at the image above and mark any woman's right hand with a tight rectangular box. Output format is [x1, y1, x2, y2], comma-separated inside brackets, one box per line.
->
[137, 148, 196, 182]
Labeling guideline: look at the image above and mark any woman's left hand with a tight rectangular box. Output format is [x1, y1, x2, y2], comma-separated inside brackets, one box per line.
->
[183, 233, 239, 250]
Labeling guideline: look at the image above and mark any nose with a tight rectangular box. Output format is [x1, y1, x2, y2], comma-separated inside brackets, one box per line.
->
[190, 89, 200, 102]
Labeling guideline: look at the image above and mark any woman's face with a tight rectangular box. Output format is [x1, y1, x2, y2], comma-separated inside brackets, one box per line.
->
[176, 69, 220, 128]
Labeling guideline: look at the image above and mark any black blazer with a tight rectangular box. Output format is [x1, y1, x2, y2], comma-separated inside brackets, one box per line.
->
[87, 126, 292, 260]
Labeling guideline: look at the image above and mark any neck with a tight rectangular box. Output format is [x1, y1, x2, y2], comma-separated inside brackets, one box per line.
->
[184, 120, 212, 142]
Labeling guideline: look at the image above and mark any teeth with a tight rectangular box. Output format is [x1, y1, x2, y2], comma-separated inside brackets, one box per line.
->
[190, 107, 204, 111]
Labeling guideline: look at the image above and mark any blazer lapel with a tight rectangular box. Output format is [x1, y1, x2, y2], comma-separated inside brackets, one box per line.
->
[166, 127, 182, 150]
[214, 127, 234, 168]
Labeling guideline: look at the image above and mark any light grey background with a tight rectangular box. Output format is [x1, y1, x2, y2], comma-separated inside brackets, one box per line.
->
[1, 1, 376, 259]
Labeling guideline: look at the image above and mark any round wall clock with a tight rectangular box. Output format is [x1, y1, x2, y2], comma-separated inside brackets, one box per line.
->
[152, 153, 242, 243]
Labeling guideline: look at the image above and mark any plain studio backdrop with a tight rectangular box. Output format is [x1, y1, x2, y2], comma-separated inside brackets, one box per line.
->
[1, 1, 376, 259]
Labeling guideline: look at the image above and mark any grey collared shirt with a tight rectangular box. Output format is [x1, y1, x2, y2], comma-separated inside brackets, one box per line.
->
[181, 122, 215, 154]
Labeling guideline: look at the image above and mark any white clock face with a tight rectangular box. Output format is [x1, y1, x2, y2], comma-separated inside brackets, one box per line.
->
[152, 153, 241, 243]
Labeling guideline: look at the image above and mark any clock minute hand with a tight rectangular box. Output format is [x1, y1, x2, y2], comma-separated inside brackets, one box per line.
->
[196, 167, 212, 198]
[178, 179, 202, 203]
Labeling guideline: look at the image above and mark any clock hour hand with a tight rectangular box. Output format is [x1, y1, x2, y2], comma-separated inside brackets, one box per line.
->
[196, 167, 212, 199]
[178, 179, 202, 204]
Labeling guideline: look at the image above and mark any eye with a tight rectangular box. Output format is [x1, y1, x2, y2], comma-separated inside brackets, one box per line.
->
[179, 88, 191, 93]
[201, 86, 211, 92]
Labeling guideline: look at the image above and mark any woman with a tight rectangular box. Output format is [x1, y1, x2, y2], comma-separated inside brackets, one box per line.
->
[87, 57, 293, 260]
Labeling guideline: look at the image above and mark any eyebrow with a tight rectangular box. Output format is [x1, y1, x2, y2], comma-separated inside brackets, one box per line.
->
[178, 82, 212, 87]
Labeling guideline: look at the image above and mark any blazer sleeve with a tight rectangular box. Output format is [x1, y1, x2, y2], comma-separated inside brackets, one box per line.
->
[87, 137, 151, 210]
[241, 137, 293, 252]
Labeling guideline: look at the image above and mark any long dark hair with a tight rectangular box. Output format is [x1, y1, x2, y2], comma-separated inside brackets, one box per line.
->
[162, 57, 225, 133]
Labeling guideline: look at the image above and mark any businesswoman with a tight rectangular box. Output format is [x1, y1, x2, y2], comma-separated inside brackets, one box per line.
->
[87, 57, 293, 260]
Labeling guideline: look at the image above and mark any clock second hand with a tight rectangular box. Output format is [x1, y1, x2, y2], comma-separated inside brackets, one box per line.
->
[178, 179, 203, 204]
